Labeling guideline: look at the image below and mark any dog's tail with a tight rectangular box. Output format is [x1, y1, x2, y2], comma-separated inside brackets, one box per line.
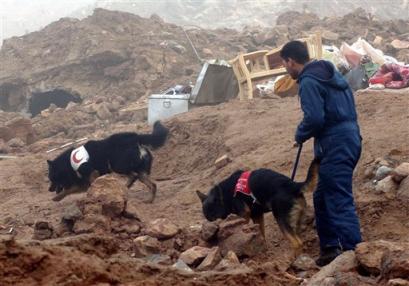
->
[137, 121, 169, 149]
[300, 158, 320, 193]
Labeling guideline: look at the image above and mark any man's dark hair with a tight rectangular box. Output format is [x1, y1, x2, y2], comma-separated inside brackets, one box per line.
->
[280, 41, 310, 64]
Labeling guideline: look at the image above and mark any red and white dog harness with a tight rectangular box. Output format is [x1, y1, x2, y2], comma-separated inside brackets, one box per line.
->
[234, 171, 258, 204]
[70, 145, 89, 172]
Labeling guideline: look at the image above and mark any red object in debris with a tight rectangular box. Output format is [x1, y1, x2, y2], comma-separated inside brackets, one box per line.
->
[369, 64, 409, 89]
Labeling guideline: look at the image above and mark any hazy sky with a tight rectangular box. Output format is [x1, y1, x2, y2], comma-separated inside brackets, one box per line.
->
[1, 0, 95, 43]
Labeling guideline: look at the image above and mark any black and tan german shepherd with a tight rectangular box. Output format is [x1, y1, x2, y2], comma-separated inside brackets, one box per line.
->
[47, 121, 169, 203]
[197, 158, 320, 257]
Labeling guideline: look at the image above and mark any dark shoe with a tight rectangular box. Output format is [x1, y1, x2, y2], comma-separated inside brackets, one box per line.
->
[315, 246, 342, 267]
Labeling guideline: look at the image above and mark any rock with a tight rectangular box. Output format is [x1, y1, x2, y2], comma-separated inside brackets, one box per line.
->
[375, 166, 394, 181]
[214, 250, 241, 271]
[133, 235, 161, 257]
[373, 36, 383, 46]
[375, 176, 398, 193]
[144, 254, 172, 265]
[179, 246, 212, 266]
[73, 214, 111, 234]
[218, 215, 267, 258]
[62, 204, 83, 222]
[48, 103, 57, 112]
[111, 222, 140, 234]
[7, 138, 25, 148]
[172, 259, 193, 273]
[375, 158, 390, 167]
[397, 177, 409, 201]
[197, 247, 222, 271]
[392, 163, 409, 183]
[40, 110, 51, 117]
[391, 39, 409, 50]
[364, 166, 375, 179]
[66, 102, 78, 111]
[218, 215, 247, 239]
[33, 221, 54, 240]
[146, 218, 179, 239]
[85, 175, 126, 218]
[0, 118, 35, 145]
[330, 272, 375, 286]
[122, 203, 140, 220]
[322, 30, 339, 41]
[95, 103, 112, 120]
[61, 203, 83, 232]
[292, 254, 319, 271]
[305, 251, 357, 286]
[160, 40, 186, 54]
[215, 154, 230, 169]
[388, 279, 409, 286]
[355, 240, 409, 276]
[200, 221, 219, 241]
[108, 100, 121, 112]
[202, 48, 213, 56]
[381, 247, 409, 281]
[171, 44, 186, 54]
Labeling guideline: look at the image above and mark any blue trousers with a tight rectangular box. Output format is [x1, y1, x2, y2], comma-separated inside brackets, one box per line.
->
[313, 131, 362, 251]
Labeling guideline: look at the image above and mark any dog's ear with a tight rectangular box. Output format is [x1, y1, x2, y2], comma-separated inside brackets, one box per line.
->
[196, 190, 207, 203]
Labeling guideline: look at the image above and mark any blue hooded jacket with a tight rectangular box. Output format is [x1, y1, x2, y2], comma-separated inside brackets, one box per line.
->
[295, 60, 359, 143]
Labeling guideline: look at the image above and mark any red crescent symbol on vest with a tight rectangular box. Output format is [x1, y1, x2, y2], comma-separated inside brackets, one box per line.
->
[72, 150, 82, 164]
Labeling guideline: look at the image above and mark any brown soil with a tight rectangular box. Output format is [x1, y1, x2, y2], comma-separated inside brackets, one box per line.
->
[1, 88, 408, 285]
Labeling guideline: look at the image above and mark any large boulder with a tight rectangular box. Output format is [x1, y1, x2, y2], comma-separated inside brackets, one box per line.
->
[67, 174, 140, 235]
[84, 175, 126, 218]
[355, 240, 409, 277]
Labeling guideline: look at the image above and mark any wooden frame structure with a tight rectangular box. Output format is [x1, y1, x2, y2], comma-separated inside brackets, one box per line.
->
[230, 33, 322, 100]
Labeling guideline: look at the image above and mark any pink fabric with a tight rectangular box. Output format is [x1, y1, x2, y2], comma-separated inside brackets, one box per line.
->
[369, 64, 409, 89]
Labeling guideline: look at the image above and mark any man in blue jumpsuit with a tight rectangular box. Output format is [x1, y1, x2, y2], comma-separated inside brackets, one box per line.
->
[280, 41, 362, 266]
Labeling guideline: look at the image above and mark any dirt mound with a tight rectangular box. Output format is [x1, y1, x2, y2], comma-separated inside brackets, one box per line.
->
[248, 9, 409, 61]
[1, 8, 407, 123]
[0, 8, 234, 116]
[91, 0, 408, 30]
[0, 235, 301, 286]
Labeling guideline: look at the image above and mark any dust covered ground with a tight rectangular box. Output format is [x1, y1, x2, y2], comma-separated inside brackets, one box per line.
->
[1, 88, 409, 285]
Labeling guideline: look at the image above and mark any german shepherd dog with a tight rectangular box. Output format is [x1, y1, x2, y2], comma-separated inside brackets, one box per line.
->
[197, 158, 320, 257]
[47, 121, 169, 203]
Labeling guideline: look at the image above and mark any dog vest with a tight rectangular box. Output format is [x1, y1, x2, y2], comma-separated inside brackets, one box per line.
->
[70, 145, 89, 171]
[234, 171, 258, 204]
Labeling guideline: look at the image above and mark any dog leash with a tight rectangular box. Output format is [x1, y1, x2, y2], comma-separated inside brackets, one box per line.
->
[291, 143, 303, 181]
